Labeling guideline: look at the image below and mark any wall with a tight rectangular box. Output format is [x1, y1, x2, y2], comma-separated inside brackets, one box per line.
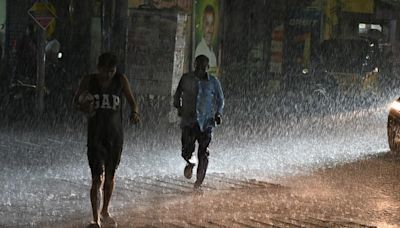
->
[221, 0, 283, 95]
[0, 0, 5, 59]
[127, 9, 189, 96]
[5, 0, 31, 59]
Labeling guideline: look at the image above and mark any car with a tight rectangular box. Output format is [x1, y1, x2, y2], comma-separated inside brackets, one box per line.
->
[387, 97, 400, 154]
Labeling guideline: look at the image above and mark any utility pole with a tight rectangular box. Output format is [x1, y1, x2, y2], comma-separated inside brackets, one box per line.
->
[101, 0, 114, 52]
[36, 27, 46, 114]
[28, 0, 55, 114]
[112, 0, 128, 72]
[101, 0, 128, 71]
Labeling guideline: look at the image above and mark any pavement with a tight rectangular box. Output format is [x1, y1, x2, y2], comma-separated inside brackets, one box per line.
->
[38, 151, 400, 228]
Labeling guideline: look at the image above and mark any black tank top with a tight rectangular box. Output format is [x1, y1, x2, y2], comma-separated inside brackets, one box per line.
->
[87, 73, 123, 146]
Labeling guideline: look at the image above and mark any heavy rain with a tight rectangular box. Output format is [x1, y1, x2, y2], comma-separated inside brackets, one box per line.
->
[0, 0, 399, 227]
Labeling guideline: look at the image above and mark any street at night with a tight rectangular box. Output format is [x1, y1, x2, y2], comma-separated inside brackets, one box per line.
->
[1, 0, 400, 227]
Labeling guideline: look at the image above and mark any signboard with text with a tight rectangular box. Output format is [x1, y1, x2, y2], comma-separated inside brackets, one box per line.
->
[286, 9, 321, 72]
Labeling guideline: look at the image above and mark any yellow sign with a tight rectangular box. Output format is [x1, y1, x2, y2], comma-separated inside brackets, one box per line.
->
[342, 0, 374, 14]
[28, 2, 56, 30]
[323, 0, 338, 40]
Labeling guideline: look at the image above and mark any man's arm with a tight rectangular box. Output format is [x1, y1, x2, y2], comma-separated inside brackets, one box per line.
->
[173, 76, 183, 109]
[121, 74, 140, 123]
[214, 78, 224, 115]
[214, 78, 224, 125]
[173, 76, 185, 117]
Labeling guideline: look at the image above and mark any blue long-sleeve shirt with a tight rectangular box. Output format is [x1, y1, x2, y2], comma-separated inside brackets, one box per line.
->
[173, 72, 224, 132]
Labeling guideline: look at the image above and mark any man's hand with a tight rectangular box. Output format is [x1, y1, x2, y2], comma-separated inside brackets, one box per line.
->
[215, 113, 222, 125]
[130, 112, 140, 124]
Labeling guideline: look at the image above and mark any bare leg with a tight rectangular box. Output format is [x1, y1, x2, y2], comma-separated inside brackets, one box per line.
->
[90, 174, 104, 225]
[100, 173, 115, 217]
[98, 173, 117, 226]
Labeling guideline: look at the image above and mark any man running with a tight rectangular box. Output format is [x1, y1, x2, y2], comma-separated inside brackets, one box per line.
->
[173, 55, 224, 189]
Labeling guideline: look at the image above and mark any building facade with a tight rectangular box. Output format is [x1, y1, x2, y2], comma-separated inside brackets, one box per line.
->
[2, 0, 400, 99]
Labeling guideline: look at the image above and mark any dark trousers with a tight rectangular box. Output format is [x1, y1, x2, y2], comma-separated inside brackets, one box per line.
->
[181, 124, 212, 185]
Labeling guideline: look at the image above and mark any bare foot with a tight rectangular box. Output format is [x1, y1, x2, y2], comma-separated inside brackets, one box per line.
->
[100, 213, 117, 227]
[87, 221, 101, 228]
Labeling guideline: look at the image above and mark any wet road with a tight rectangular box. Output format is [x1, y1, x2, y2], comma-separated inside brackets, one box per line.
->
[40, 152, 399, 228]
[0, 100, 396, 227]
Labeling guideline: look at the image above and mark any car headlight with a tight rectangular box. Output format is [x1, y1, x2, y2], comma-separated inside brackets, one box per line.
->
[390, 100, 400, 111]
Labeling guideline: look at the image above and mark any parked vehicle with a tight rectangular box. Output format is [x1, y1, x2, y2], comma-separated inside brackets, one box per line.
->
[388, 97, 400, 155]
[3, 79, 38, 121]
[317, 37, 381, 95]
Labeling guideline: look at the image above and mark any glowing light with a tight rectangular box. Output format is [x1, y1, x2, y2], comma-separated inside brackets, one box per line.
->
[389, 101, 400, 111]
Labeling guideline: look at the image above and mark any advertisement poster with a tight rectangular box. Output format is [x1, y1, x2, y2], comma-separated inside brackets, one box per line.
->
[269, 23, 284, 74]
[194, 0, 220, 75]
[287, 9, 321, 72]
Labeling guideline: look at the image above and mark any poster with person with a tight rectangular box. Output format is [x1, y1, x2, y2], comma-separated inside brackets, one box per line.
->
[194, 0, 220, 75]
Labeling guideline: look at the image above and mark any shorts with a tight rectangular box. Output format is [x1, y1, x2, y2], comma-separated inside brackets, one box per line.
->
[87, 139, 123, 177]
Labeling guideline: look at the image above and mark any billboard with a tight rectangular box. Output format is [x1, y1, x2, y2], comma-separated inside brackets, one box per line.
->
[194, 0, 221, 75]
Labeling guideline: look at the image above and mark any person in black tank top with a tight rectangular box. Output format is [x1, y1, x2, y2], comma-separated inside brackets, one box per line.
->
[73, 53, 139, 228]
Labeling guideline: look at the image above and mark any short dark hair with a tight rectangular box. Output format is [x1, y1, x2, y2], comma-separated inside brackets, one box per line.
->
[98, 52, 117, 68]
[195, 55, 209, 65]
[203, 5, 215, 18]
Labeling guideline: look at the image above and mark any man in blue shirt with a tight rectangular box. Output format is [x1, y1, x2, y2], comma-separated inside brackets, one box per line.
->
[173, 55, 224, 189]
